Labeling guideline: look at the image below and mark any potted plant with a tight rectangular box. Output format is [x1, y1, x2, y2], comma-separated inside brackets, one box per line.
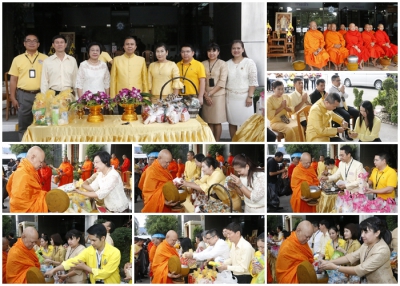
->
[70, 91, 115, 122]
[114, 87, 152, 121]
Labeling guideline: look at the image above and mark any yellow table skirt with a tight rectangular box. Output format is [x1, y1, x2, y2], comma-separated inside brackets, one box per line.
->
[22, 115, 216, 142]
[316, 191, 338, 213]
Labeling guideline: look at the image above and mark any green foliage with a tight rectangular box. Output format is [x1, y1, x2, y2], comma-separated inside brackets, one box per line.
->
[284, 144, 321, 159]
[352, 88, 364, 110]
[145, 215, 178, 235]
[208, 145, 225, 157]
[373, 77, 398, 123]
[94, 218, 107, 224]
[3, 216, 12, 238]
[141, 145, 183, 160]
[86, 144, 105, 161]
[386, 215, 398, 231]
[192, 225, 203, 245]
[10, 144, 54, 163]
[267, 215, 279, 232]
[372, 90, 386, 109]
[110, 227, 132, 271]
[268, 144, 277, 155]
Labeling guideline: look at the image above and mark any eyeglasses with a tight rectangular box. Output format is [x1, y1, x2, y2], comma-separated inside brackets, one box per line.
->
[25, 39, 39, 43]
[205, 235, 215, 240]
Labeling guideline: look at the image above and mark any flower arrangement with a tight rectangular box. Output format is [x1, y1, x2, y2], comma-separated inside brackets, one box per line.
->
[114, 87, 152, 106]
[70, 91, 115, 110]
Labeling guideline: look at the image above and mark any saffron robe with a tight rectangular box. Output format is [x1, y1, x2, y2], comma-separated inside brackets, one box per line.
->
[39, 166, 53, 191]
[338, 29, 347, 36]
[149, 244, 157, 277]
[375, 30, 398, 58]
[2, 251, 7, 284]
[325, 31, 349, 65]
[177, 163, 185, 178]
[110, 158, 120, 170]
[276, 231, 314, 283]
[216, 155, 225, 165]
[304, 30, 330, 69]
[6, 238, 40, 283]
[361, 31, 385, 58]
[121, 158, 131, 182]
[167, 160, 178, 179]
[290, 162, 320, 213]
[138, 159, 173, 213]
[345, 30, 370, 63]
[152, 240, 179, 284]
[311, 161, 318, 173]
[57, 162, 74, 186]
[81, 160, 93, 181]
[6, 159, 48, 213]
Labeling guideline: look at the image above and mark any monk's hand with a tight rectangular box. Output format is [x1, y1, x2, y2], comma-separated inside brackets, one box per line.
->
[165, 199, 179, 207]
[168, 272, 182, 278]
[217, 264, 228, 271]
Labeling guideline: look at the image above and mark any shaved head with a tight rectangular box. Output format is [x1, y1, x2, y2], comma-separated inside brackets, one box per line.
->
[21, 227, 39, 250]
[310, 21, 317, 30]
[2, 237, 9, 251]
[158, 149, 172, 169]
[165, 230, 178, 247]
[349, 23, 356, 31]
[296, 220, 314, 244]
[300, 152, 312, 168]
[27, 146, 45, 170]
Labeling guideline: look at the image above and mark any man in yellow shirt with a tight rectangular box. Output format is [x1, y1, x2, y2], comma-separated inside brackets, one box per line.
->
[110, 36, 148, 114]
[366, 153, 397, 200]
[176, 44, 206, 105]
[8, 33, 48, 140]
[45, 223, 121, 284]
[184, 151, 201, 182]
[317, 155, 326, 177]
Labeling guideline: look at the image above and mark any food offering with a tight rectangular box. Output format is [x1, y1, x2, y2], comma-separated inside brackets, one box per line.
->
[58, 181, 94, 213]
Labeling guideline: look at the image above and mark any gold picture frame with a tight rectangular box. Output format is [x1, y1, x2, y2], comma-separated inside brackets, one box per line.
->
[275, 12, 292, 31]
[59, 32, 75, 53]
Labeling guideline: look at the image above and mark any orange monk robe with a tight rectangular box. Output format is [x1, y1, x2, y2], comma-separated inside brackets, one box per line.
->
[304, 30, 330, 69]
[167, 160, 178, 179]
[325, 31, 349, 65]
[375, 30, 398, 57]
[39, 166, 53, 191]
[290, 162, 320, 213]
[339, 29, 347, 36]
[152, 240, 179, 284]
[110, 158, 120, 170]
[216, 155, 225, 165]
[6, 238, 41, 283]
[6, 159, 48, 213]
[345, 30, 370, 62]
[2, 251, 7, 284]
[177, 163, 185, 178]
[81, 160, 93, 181]
[311, 161, 318, 173]
[149, 244, 157, 277]
[227, 155, 234, 166]
[121, 158, 131, 182]
[362, 31, 385, 59]
[275, 231, 314, 283]
[57, 162, 73, 186]
[138, 159, 174, 213]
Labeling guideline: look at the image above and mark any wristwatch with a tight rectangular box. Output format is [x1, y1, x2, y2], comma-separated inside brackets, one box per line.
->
[248, 95, 254, 99]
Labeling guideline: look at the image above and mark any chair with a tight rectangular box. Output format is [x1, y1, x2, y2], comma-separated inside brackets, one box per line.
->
[4, 72, 16, 121]
[295, 105, 311, 142]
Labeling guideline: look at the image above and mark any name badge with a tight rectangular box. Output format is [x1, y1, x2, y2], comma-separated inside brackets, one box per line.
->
[29, 69, 36, 78]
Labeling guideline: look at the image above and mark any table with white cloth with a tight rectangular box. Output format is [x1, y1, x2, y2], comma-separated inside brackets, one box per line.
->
[22, 115, 216, 142]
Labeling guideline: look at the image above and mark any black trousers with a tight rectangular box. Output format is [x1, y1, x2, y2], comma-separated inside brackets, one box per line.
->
[359, 138, 382, 142]
[330, 136, 344, 142]
[303, 79, 309, 90]
[233, 274, 253, 284]
[333, 106, 359, 127]
[267, 128, 277, 142]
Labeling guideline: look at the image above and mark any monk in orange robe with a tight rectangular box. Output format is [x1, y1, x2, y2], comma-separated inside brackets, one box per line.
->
[2, 237, 9, 284]
[138, 149, 177, 213]
[6, 146, 48, 213]
[167, 159, 178, 179]
[338, 24, 347, 36]
[311, 158, 318, 173]
[345, 23, 370, 69]
[362, 24, 385, 66]
[6, 227, 41, 283]
[290, 153, 320, 213]
[325, 24, 349, 70]
[81, 155, 93, 181]
[375, 23, 398, 58]
[149, 234, 165, 279]
[176, 159, 185, 178]
[121, 155, 131, 182]
[110, 153, 120, 170]
[51, 157, 74, 187]
[304, 21, 330, 70]
[215, 152, 225, 166]
[276, 221, 314, 283]
[323, 23, 332, 37]
[38, 161, 53, 191]
[152, 230, 180, 284]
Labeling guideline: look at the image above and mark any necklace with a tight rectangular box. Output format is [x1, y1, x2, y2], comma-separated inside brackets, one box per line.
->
[67, 245, 79, 259]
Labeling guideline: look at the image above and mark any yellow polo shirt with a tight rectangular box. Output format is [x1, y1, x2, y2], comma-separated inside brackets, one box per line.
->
[369, 165, 397, 199]
[176, 58, 206, 96]
[8, 51, 48, 90]
[184, 160, 201, 182]
[110, 53, 148, 98]
[99, 51, 112, 63]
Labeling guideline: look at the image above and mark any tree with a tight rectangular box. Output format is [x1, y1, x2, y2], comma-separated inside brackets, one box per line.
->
[352, 88, 364, 110]
[208, 144, 225, 157]
[3, 216, 12, 238]
[111, 227, 132, 272]
[267, 215, 279, 232]
[86, 144, 105, 160]
[141, 145, 183, 160]
[10, 144, 55, 163]
[145, 215, 178, 235]
[284, 144, 321, 159]
[268, 144, 277, 155]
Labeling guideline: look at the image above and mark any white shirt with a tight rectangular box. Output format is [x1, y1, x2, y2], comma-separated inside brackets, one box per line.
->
[239, 172, 265, 213]
[224, 236, 255, 275]
[328, 158, 364, 192]
[193, 238, 230, 262]
[288, 89, 311, 121]
[328, 85, 348, 108]
[308, 230, 323, 255]
[319, 231, 330, 257]
[90, 168, 129, 212]
[75, 60, 110, 94]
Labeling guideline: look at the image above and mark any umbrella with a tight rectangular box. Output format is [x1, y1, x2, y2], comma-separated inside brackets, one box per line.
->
[291, 153, 302, 158]
[147, 152, 159, 158]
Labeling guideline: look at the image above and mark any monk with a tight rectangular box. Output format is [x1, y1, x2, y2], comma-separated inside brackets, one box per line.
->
[2, 237, 9, 284]
[38, 161, 53, 191]
[149, 233, 165, 281]
[290, 153, 320, 213]
[81, 155, 93, 181]
[323, 23, 332, 37]
[6, 146, 48, 213]
[362, 24, 385, 66]
[276, 221, 314, 283]
[6, 227, 41, 283]
[227, 152, 234, 166]
[304, 21, 330, 70]
[167, 158, 178, 179]
[121, 155, 131, 183]
[110, 154, 120, 170]
[176, 159, 185, 178]
[345, 23, 370, 69]
[338, 24, 347, 36]
[375, 23, 398, 58]
[325, 23, 349, 70]
[152, 230, 181, 284]
[51, 157, 73, 187]
[138, 149, 178, 212]
[311, 158, 318, 173]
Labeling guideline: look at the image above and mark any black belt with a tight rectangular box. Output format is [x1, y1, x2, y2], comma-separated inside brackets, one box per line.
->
[50, 88, 74, 96]
[17, 88, 40, 94]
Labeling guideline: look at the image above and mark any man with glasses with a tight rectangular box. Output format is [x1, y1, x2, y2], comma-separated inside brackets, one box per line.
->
[183, 229, 230, 266]
[306, 92, 348, 142]
[290, 152, 320, 213]
[177, 44, 206, 105]
[6, 146, 48, 212]
[320, 145, 363, 193]
[8, 34, 48, 140]
[366, 153, 397, 200]
[328, 74, 359, 140]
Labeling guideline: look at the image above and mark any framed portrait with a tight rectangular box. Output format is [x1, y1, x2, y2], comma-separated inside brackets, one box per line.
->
[275, 12, 292, 31]
[59, 32, 75, 53]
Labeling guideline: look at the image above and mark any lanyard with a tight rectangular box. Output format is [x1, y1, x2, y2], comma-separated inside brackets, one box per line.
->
[181, 63, 191, 79]
[96, 250, 104, 269]
[25, 53, 39, 67]
[375, 170, 385, 189]
[208, 59, 219, 75]
[344, 159, 353, 180]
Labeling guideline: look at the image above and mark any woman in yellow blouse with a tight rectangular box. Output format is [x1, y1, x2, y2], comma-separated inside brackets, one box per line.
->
[325, 226, 346, 260]
[267, 80, 300, 141]
[40, 235, 54, 260]
[148, 43, 183, 102]
[44, 233, 66, 266]
[336, 223, 361, 265]
[349, 100, 381, 142]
